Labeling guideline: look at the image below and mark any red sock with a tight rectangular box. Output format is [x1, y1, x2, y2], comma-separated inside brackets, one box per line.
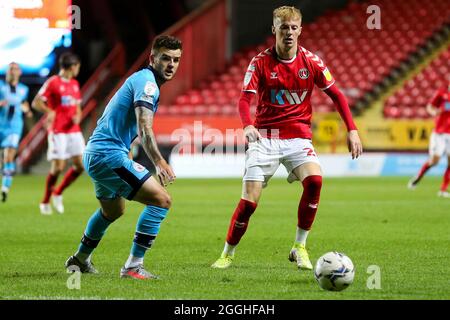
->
[42, 173, 59, 203]
[226, 199, 257, 245]
[54, 168, 82, 195]
[440, 166, 450, 192]
[298, 175, 322, 230]
[414, 162, 431, 184]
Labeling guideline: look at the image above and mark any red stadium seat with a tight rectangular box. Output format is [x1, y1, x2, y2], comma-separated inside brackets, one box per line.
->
[173, 0, 450, 120]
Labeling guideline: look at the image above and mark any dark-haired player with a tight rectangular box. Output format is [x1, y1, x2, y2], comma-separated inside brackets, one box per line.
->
[65, 35, 182, 280]
[33, 53, 84, 214]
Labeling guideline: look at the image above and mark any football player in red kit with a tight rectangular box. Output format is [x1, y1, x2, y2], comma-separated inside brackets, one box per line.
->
[32, 53, 85, 215]
[212, 6, 363, 270]
[408, 81, 450, 198]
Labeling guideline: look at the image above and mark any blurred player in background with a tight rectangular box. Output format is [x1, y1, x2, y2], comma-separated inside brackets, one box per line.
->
[32, 53, 84, 214]
[211, 6, 363, 270]
[65, 35, 181, 280]
[408, 81, 450, 198]
[0, 62, 32, 202]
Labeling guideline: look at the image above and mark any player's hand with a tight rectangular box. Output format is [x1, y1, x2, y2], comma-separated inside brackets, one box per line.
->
[45, 111, 56, 129]
[72, 113, 81, 125]
[155, 159, 176, 187]
[347, 130, 363, 159]
[244, 125, 262, 143]
[0, 100, 7, 107]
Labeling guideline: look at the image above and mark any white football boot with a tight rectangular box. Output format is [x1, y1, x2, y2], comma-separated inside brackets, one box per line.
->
[52, 194, 65, 214]
[39, 203, 53, 215]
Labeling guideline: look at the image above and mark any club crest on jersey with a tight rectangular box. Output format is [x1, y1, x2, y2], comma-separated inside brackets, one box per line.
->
[270, 72, 278, 79]
[298, 68, 309, 79]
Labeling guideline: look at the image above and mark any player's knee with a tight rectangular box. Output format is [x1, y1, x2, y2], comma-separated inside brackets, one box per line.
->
[159, 192, 172, 209]
[429, 158, 439, 166]
[52, 167, 63, 175]
[302, 175, 323, 193]
[152, 191, 172, 209]
[102, 208, 124, 221]
[74, 164, 84, 173]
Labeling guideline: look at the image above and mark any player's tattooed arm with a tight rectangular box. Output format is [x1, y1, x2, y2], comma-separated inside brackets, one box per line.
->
[135, 106, 163, 163]
[135, 106, 176, 186]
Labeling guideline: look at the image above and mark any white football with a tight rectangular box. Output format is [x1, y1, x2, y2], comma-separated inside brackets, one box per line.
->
[314, 251, 355, 291]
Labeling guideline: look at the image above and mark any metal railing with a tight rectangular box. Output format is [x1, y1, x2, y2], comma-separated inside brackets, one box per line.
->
[17, 42, 125, 170]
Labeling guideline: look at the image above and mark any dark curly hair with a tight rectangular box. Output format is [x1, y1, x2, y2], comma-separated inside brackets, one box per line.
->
[151, 35, 182, 53]
[59, 52, 80, 69]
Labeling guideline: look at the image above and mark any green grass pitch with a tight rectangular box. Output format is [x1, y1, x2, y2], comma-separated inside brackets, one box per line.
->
[0, 175, 449, 300]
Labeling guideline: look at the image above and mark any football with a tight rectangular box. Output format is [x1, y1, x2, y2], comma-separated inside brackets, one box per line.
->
[314, 251, 355, 291]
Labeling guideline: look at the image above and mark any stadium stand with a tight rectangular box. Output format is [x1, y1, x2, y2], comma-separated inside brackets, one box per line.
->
[158, 0, 450, 117]
[384, 46, 450, 119]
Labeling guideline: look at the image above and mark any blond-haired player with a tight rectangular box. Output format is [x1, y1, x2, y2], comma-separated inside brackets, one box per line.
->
[212, 6, 362, 270]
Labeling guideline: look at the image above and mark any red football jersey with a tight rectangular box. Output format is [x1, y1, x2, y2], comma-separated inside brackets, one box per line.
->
[430, 86, 450, 134]
[242, 46, 335, 139]
[38, 75, 82, 134]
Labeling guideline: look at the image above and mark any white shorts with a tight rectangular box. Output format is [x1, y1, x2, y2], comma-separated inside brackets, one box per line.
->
[429, 132, 450, 157]
[47, 132, 85, 161]
[243, 138, 321, 187]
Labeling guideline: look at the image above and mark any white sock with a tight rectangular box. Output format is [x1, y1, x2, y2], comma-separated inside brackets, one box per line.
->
[223, 242, 236, 256]
[125, 255, 144, 269]
[295, 227, 309, 246]
[74, 251, 91, 263]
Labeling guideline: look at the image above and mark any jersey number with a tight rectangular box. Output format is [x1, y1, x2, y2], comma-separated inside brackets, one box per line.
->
[303, 147, 316, 157]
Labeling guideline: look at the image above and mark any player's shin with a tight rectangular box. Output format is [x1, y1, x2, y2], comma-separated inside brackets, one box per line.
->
[125, 205, 168, 268]
[440, 166, 450, 192]
[41, 173, 59, 203]
[224, 199, 257, 254]
[54, 167, 82, 195]
[414, 162, 432, 184]
[75, 208, 113, 262]
[1, 162, 15, 193]
[296, 175, 322, 244]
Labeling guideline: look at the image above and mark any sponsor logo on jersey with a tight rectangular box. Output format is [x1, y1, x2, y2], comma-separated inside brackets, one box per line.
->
[132, 162, 146, 173]
[271, 89, 308, 105]
[140, 95, 154, 104]
[323, 68, 333, 81]
[61, 95, 77, 106]
[270, 72, 278, 79]
[244, 72, 252, 86]
[444, 101, 450, 111]
[298, 68, 309, 79]
[144, 81, 157, 96]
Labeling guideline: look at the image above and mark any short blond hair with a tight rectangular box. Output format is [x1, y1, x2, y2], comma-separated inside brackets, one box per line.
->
[273, 6, 302, 23]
